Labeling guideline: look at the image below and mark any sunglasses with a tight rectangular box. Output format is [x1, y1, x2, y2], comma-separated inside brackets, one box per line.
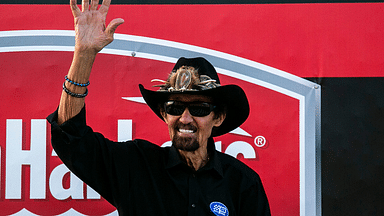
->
[164, 101, 216, 117]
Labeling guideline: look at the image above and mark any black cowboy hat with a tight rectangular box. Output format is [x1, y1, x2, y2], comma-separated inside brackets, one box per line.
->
[139, 57, 249, 137]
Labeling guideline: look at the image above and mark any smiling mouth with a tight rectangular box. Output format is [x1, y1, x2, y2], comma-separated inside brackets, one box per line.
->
[176, 123, 197, 134]
[178, 128, 195, 134]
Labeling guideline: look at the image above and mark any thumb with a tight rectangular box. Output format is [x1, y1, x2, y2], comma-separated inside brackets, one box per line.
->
[105, 18, 125, 37]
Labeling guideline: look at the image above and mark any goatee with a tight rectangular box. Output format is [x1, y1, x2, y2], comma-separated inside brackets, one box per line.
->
[172, 123, 199, 152]
[172, 135, 200, 152]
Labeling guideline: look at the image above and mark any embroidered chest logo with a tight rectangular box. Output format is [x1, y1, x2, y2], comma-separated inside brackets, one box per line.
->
[210, 201, 229, 216]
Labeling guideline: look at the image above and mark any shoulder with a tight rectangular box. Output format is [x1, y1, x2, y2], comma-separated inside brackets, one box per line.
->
[216, 151, 263, 184]
[108, 139, 168, 169]
[124, 139, 163, 150]
[216, 153, 271, 215]
[114, 139, 168, 158]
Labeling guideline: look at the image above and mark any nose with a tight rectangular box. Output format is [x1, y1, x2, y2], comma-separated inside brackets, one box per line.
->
[179, 108, 193, 124]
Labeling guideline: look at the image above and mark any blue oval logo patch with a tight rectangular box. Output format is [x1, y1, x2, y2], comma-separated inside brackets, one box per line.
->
[210, 201, 229, 216]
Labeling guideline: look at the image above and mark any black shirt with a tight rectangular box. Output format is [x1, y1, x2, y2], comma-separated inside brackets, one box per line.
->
[47, 107, 270, 216]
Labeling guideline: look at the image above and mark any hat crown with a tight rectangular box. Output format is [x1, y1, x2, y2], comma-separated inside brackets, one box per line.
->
[172, 57, 221, 84]
[152, 57, 221, 92]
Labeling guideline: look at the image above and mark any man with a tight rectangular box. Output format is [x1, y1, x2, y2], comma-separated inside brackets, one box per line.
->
[47, 0, 271, 215]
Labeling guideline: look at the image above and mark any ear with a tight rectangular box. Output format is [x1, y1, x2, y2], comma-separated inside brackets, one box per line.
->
[213, 113, 226, 127]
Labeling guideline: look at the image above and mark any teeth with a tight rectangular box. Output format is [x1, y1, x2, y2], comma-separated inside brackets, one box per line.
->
[179, 129, 194, 133]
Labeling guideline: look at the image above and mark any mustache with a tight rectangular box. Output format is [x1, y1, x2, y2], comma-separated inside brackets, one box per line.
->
[175, 122, 197, 131]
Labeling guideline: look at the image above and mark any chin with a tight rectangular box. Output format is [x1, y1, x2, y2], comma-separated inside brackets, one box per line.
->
[172, 136, 200, 152]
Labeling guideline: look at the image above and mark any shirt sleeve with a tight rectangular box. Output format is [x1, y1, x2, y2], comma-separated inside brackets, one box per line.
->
[47, 106, 119, 206]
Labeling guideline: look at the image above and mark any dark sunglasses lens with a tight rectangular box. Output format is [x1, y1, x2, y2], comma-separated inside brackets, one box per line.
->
[189, 104, 213, 117]
[165, 104, 185, 116]
[164, 102, 215, 117]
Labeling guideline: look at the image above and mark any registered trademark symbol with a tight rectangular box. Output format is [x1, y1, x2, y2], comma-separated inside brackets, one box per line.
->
[254, 136, 266, 147]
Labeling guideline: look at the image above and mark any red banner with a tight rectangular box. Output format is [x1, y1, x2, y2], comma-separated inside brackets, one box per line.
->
[1, 3, 383, 216]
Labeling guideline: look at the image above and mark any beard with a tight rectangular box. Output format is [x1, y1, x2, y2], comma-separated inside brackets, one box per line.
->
[172, 135, 200, 152]
[172, 123, 200, 152]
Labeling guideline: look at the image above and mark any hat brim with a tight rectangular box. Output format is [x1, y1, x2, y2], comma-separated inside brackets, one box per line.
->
[139, 84, 250, 137]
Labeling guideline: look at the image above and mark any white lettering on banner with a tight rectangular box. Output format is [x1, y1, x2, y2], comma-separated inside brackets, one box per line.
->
[50, 164, 84, 200]
[5, 119, 46, 199]
[215, 141, 222, 152]
[50, 150, 101, 200]
[254, 136, 266, 147]
[161, 141, 173, 147]
[87, 184, 101, 199]
[2, 118, 259, 202]
[117, 121, 259, 160]
[225, 141, 256, 159]
[118, 120, 132, 142]
[161, 140, 257, 159]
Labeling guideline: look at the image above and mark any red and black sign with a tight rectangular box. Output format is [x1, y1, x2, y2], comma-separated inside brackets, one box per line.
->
[0, 2, 383, 216]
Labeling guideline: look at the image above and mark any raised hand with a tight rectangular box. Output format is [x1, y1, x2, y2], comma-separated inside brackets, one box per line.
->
[57, 0, 124, 125]
[70, 0, 124, 55]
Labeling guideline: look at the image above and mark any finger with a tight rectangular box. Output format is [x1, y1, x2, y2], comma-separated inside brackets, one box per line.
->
[70, 0, 81, 17]
[99, 0, 111, 15]
[90, 0, 99, 10]
[105, 18, 124, 36]
[82, 0, 89, 12]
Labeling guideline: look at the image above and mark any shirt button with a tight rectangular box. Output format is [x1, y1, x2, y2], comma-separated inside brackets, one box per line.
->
[191, 204, 196, 208]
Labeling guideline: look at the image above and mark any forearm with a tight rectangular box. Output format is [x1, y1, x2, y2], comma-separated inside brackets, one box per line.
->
[58, 50, 96, 125]
[57, 0, 123, 125]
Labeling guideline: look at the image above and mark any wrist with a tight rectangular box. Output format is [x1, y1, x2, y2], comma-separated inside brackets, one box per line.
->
[74, 47, 98, 59]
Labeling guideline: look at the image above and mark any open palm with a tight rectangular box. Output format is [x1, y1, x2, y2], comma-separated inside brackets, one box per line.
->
[70, 0, 124, 54]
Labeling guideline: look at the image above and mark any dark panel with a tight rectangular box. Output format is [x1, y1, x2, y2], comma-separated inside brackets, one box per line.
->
[307, 77, 384, 216]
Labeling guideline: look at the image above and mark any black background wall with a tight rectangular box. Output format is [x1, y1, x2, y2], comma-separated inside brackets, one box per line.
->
[1, 0, 383, 215]
[307, 77, 384, 215]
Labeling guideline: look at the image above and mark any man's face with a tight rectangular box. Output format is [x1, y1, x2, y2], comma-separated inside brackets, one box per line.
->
[161, 94, 225, 152]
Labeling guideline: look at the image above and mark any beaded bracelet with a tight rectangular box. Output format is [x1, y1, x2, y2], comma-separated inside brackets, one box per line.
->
[63, 82, 88, 98]
[65, 75, 90, 87]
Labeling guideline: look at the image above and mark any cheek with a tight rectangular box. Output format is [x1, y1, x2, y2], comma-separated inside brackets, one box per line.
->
[197, 121, 215, 136]
[165, 116, 177, 133]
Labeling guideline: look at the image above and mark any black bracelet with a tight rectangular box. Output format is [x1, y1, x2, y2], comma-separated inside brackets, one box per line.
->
[65, 75, 90, 87]
[63, 82, 88, 98]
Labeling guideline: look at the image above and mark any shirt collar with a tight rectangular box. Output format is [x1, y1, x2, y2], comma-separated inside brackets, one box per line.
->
[165, 137, 224, 178]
